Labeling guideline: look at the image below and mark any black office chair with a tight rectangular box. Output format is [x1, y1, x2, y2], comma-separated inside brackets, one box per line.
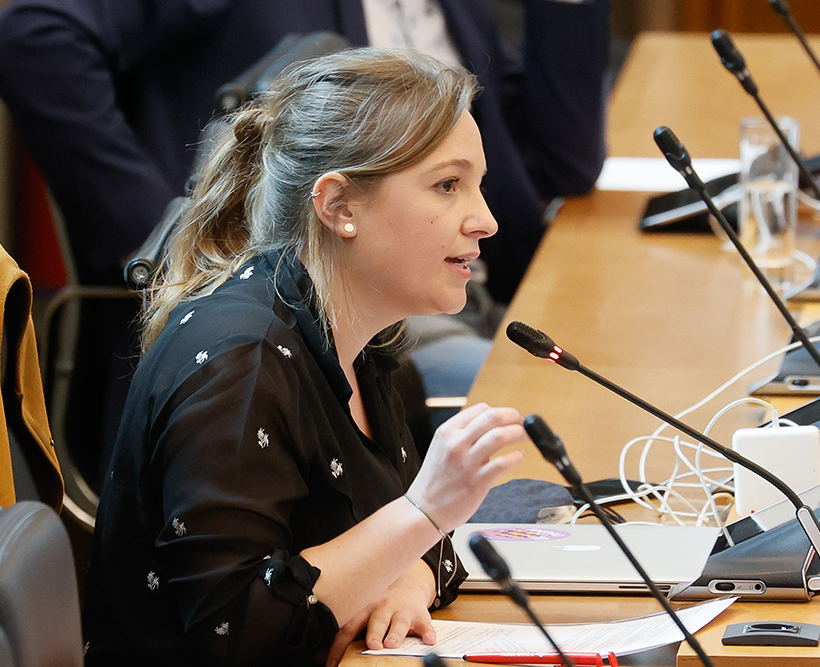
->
[0, 501, 84, 667]
[39, 193, 136, 532]
[40, 32, 353, 535]
[124, 31, 350, 290]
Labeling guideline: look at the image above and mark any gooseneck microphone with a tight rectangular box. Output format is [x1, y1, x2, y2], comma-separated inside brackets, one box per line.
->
[767, 0, 820, 79]
[653, 125, 820, 373]
[711, 29, 757, 95]
[468, 534, 576, 667]
[505, 320, 820, 559]
[524, 415, 716, 667]
[710, 29, 820, 200]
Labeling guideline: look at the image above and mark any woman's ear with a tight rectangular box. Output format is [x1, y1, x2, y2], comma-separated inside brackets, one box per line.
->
[311, 172, 357, 238]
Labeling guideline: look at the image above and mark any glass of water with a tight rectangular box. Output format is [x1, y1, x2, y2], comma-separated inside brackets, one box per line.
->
[738, 116, 800, 290]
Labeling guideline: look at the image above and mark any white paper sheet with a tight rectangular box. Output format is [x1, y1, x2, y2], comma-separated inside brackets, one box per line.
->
[595, 157, 740, 192]
[363, 596, 735, 659]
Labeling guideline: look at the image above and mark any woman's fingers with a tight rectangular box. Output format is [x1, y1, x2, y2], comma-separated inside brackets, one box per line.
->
[444, 406, 526, 470]
[410, 615, 437, 646]
[363, 609, 391, 650]
[377, 612, 410, 649]
[413, 403, 527, 531]
[440, 401, 491, 429]
[468, 421, 528, 466]
[364, 607, 436, 650]
[326, 610, 368, 667]
[461, 406, 524, 447]
[477, 447, 526, 482]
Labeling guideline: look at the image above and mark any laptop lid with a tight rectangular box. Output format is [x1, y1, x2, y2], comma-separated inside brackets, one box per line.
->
[453, 523, 719, 595]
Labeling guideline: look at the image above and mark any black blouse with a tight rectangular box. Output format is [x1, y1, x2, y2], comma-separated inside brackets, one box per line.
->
[82, 251, 467, 666]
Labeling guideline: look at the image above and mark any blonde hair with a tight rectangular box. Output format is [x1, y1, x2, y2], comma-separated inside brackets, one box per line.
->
[141, 47, 479, 351]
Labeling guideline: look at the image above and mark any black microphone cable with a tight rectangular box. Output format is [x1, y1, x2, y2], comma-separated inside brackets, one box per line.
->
[523, 414, 716, 667]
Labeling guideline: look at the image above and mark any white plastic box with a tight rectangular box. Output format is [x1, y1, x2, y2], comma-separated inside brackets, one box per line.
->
[732, 425, 820, 516]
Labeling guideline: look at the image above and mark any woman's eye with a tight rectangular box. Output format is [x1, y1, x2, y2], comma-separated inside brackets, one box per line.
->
[439, 179, 458, 193]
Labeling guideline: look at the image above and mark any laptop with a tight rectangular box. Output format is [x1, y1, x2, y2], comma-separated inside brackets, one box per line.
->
[452, 522, 719, 595]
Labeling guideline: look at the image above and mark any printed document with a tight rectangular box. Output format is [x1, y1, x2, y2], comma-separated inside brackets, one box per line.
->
[363, 596, 735, 658]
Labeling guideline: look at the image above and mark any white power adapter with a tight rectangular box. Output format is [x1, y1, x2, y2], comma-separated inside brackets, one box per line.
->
[732, 425, 820, 516]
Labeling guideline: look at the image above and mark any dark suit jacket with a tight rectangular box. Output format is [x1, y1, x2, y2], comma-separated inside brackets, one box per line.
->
[0, 0, 608, 301]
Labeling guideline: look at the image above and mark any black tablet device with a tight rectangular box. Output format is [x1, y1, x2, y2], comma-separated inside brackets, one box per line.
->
[638, 172, 740, 234]
[638, 153, 820, 235]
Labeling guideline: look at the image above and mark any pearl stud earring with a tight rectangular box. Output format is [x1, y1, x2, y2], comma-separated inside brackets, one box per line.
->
[343, 223, 355, 234]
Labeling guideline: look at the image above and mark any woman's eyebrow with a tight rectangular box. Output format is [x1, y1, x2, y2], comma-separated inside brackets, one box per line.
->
[427, 158, 474, 173]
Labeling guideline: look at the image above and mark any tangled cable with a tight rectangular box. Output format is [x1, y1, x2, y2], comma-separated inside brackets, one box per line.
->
[567, 335, 820, 547]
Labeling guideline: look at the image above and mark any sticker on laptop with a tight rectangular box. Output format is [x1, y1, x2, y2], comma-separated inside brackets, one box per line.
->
[471, 527, 571, 542]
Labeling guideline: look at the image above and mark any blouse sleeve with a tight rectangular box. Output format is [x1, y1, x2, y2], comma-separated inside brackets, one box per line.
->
[421, 535, 469, 611]
[152, 339, 339, 665]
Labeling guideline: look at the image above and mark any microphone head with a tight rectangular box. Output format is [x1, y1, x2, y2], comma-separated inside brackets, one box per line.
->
[506, 321, 580, 370]
[523, 414, 567, 466]
[711, 29, 758, 95]
[767, 0, 790, 18]
[423, 654, 448, 667]
[653, 126, 692, 174]
[523, 414, 583, 487]
[506, 321, 553, 358]
[468, 533, 512, 584]
[711, 29, 745, 72]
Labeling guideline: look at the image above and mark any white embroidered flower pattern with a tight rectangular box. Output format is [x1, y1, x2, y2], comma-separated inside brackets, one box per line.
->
[264, 566, 275, 587]
[147, 571, 160, 591]
[172, 517, 186, 537]
[277, 345, 292, 358]
[180, 310, 195, 325]
[401, 447, 407, 463]
[443, 559, 453, 573]
[330, 458, 343, 478]
[239, 266, 254, 280]
[195, 350, 209, 364]
[214, 622, 229, 636]
[257, 428, 269, 449]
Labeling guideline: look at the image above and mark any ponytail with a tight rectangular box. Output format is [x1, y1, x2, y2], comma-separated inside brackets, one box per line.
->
[141, 105, 273, 350]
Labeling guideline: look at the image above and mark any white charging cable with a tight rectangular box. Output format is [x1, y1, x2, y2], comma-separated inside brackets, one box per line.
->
[607, 335, 820, 534]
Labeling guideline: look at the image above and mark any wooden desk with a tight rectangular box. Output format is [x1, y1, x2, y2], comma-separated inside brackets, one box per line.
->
[476, 31, 820, 488]
[608, 32, 820, 159]
[341, 32, 820, 667]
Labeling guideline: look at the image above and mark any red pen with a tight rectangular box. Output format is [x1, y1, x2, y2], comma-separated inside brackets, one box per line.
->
[461, 651, 619, 666]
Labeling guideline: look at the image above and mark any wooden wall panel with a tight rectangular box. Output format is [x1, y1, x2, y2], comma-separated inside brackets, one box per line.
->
[679, 0, 820, 33]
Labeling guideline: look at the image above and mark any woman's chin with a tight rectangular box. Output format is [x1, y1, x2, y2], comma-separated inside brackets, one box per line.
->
[439, 293, 468, 316]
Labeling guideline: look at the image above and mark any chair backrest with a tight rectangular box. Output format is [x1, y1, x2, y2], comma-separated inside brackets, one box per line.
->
[0, 501, 83, 667]
[123, 31, 350, 290]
